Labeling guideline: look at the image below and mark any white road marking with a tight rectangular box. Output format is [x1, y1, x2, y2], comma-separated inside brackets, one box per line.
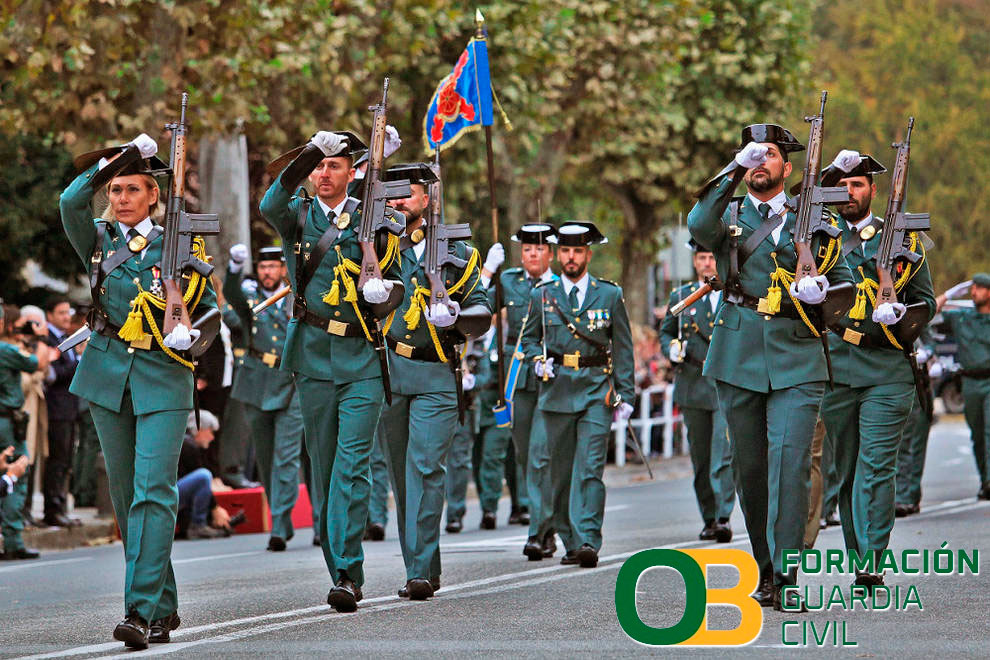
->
[172, 551, 263, 565]
[0, 557, 92, 574]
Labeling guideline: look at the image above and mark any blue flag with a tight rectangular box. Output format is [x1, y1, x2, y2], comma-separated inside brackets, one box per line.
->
[423, 34, 494, 155]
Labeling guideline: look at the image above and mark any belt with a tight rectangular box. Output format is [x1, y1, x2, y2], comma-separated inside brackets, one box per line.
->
[547, 350, 609, 369]
[385, 336, 444, 362]
[92, 315, 167, 352]
[837, 328, 901, 350]
[249, 347, 282, 368]
[297, 309, 366, 337]
[960, 368, 990, 379]
[727, 293, 806, 321]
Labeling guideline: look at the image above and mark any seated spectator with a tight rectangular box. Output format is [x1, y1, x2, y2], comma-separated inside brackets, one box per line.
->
[177, 410, 233, 540]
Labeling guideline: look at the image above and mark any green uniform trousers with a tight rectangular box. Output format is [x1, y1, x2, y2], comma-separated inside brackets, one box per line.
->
[296, 375, 383, 587]
[379, 390, 459, 581]
[962, 378, 990, 487]
[504, 437, 527, 512]
[478, 422, 512, 513]
[445, 420, 474, 523]
[71, 406, 101, 507]
[525, 402, 553, 538]
[822, 382, 914, 556]
[244, 395, 304, 541]
[821, 426, 840, 519]
[0, 417, 28, 551]
[510, 389, 542, 514]
[543, 404, 612, 553]
[716, 380, 824, 586]
[896, 399, 932, 507]
[368, 432, 390, 527]
[89, 399, 187, 623]
[681, 406, 735, 524]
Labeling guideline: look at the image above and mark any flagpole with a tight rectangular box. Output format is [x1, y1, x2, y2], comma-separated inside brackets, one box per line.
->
[477, 10, 508, 415]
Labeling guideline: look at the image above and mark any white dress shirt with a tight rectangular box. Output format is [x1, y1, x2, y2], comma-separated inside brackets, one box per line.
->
[316, 196, 355, 221]
[561, 272, 590, 309]
[707, 287, 721, 314]
[847, 213, 875, 257]
[119, 216, 155, 259]
[747, 191, 789, 245]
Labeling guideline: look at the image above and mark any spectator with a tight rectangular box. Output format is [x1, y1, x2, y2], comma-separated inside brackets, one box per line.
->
[1, 446, 29, 499]
[177, 410, 233, 540]
[18, 306, 50, 528]
[42, 298, 81, 527]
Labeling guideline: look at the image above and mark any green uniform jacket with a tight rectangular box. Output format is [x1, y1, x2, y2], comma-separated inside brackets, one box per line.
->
[260, 172, 401, 384]
[521, 276, 635, 413]
[827, 216, 935, 387]
[687, 174, 854, 392]
[60, 165, 217, 414]
[489, 267, 559, 394]
[658, 282, 719, 410]
[943, 308, 990, 372]
[385, 241, 490, 396]
[0, 343, 38, 410]
[223, 268, 297, 411]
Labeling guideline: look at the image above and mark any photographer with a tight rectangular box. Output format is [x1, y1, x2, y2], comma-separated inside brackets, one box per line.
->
[176, 410, 234, 540]
[0, 303, 57, 560]
[1, 446, 29, 498]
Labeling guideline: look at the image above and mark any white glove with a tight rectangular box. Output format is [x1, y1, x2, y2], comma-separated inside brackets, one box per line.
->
[310, 131, 346, 157]
[916, 347, 933, 365]
[790, 275, 829, 305]
[130, 133, 158, 159]
[735, 142, 769, 169]
[872, 302, 906, 325]
[241, 279, 258, 295]
[831, 149, 862, 173]
[462, 372, 476, 391]
[534, 357, 555, 379]
[616, 402, 634, 421]
[163, 324, 201, 351]
[425, 300, 460, 328]
[484, 243, 505, 273]
[229, 243, 249, 273]
[362, 278, 394, 304]
[383, 125, 402, 158]
[668, 343, 685, 364]
[928, 362, 944, 379]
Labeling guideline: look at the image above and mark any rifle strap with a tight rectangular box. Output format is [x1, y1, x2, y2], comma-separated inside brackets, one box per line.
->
[296, 197, 361, 301]
[726, 200, 742, 298]
[99, 226, 164, 280]
[739, 211, 785, 265]
[842, 216, 883, 257]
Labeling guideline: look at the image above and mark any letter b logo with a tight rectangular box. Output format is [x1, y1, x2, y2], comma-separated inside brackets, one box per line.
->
[614, 549, 763, 646]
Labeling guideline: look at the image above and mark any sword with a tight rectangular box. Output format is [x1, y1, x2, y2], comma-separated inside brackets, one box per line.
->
[624, 423, 653, 480]
[371, 321, 392, 406]
[57, 324, 92, 353]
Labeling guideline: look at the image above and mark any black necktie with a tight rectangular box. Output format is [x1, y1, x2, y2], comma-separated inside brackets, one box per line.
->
[758, 203, 771, 220]
[568, 285, 580, 310]
[528, 276, 539, 288]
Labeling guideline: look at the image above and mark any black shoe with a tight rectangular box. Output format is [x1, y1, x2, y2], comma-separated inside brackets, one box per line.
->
[699, 521, 717, 541]
[43, 513, 82, 527]
[773, 584, 807, 613]
[397, 575, 440, 598]
[577, 544, 598, 568]
[752, 577, 775, 607]
[445, 518, 463, 533]
[508, 508, 530, 525]
[713, 520, 733, 543]
[113, 614, 150, 649]
[267, 536, 287, 552]
[365, 522, 385, 541]
[480, 511, 496, 530]
[823, 513, 840, 527]
[542, 530, 557, 558]
[1, 547, 40, 560]
[852, 572, 885, 595]
[523, 537, 544, 561]
[978, 483, 990, 500]
[313, 534, 321, 546]
[560, 550, 580, 565]
[220, 472, 261, 490]
[327, 578, 363, 613]
[188, 523, 225, 539]
[405, 578, 434, 600]
[517, 509, 530, 525]
[149, 612, 180, 643]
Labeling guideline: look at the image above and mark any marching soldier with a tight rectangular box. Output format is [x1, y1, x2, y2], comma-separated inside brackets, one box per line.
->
[936, 273, 990, 499]
[260, 130, 401, 613]
[818, 150, 935, 589]
[895, 331, 938, 517]
[445, 339, 483, 533]
[471, 325, 513, 529]
[60, 134, 218, 647]
[364, 437, 389, 541]
[658, 239, 734, 543]
[376, 162, 490, 600]
[520, 221, 635, 569]
[688, 125, 854, 610]
[481, 224, 561, 558]
[223, 244, 305, 552]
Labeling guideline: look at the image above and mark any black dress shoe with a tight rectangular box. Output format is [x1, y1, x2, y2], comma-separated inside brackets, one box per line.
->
[1, 547, 40, 560]
[44, 513, 82, 527]
[267, 536, 287, 552]
[366, 522, 385, 541]
[517, 509, 530, 525]
[751, 577, 775, 607]
[560, 550, 580, 565]
[773, 585, 807, 613]
[507, 508, 523, 525]
[149, 612, 181, 643]
[577, 544, 598, 568]
[327, 578, 363, 613]
[480, 511, 496, 530]
[445, 518, 463, 533]
[713, 520, 732, 543]
[698, 521, 717, 540]
[397, 575, 440, 598]
[313, 534, 321, 546]
[523, 537, 544, 561]
[852, 572, 885, 595]
[113, 614, 150, 649]
[542, 530, 557, 558]
[823, 513, 840, 527]
[406, 578, 434, 600]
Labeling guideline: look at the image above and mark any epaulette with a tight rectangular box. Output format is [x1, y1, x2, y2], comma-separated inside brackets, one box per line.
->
[594, 277, 621, 289]
[503, 266, 524, 275]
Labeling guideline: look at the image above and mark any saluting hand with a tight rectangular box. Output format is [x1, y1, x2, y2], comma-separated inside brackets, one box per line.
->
[310, 131, 346, 157]
[229, 243, 249, 274]
[735, 142, 769, 169]
[831, 149, 862, 173]
[130, 133, 158, 159]
[384, 125, 402, 158]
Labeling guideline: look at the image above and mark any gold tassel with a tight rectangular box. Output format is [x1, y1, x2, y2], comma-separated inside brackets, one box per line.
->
[404, 296, 423, 330]
[118, 301, 147, 342]
[322, 278, 340, 306]
[766, 284, 782, 315]
[849, 287, 868, 320]
[342, 273, 358, 303]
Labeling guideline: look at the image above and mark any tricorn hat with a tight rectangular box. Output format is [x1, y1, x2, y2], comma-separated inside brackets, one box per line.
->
[548, 221, 607, 246]
[265, 131, 368, 179]
[511, 223, 557, 245]
[73, 144, 170, 176]
[257, 246, 284, 263]
[739, 124, 805, 153]
[384, 162, 438, 186]
[820, 154, 886, 187]
[685, 237, 712, 254]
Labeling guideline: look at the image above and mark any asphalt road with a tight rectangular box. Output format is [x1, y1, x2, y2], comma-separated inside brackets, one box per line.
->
[2, 418, 989, 658]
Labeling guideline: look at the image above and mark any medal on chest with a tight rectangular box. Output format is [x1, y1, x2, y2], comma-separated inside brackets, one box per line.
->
[335, 212, 351, 230]
[860, 225, 877, 241]
[128, 234, 149, 253]
[586, 309, 610, 330]
[149, 266, 164, 298]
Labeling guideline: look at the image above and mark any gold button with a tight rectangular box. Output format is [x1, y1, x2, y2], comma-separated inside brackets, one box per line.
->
[854, 321, 861, 327]
[272, 336, 278, 341]
[133, 277, 140, 284]
[306, 242, 311, 248]
[719, 320, 724, 325]
[100, 287, 106, 295]
[273, 323, 279, 329]
[770, 252, 777, 258]
[405, 334, 411, 339]
[709, 322, 714, 327]
[765, 316, 771, 321]
[334, 311, 341, 317]
[127, 347, 135, 354]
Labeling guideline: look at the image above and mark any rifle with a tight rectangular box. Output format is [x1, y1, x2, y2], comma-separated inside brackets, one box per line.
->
[875, 117, 931, 348]
[357, 77, 410, 316]
[161, 93, 221, 355]
[252, 285, 292, 316]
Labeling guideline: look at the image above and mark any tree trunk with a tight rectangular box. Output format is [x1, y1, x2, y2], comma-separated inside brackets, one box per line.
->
[606, 183, 662, 328]
[199, 134, 252, 273]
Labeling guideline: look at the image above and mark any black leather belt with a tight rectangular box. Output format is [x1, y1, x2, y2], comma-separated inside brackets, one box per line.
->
[960, 368, 990, 379]
[385, 336, 443, 362]
[249, 347, 282, 368]
[547, 350, 609, 369]
[92, 315, 167, 352]
[297, 309, 366, 337]
[727, 293, 805, 321]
